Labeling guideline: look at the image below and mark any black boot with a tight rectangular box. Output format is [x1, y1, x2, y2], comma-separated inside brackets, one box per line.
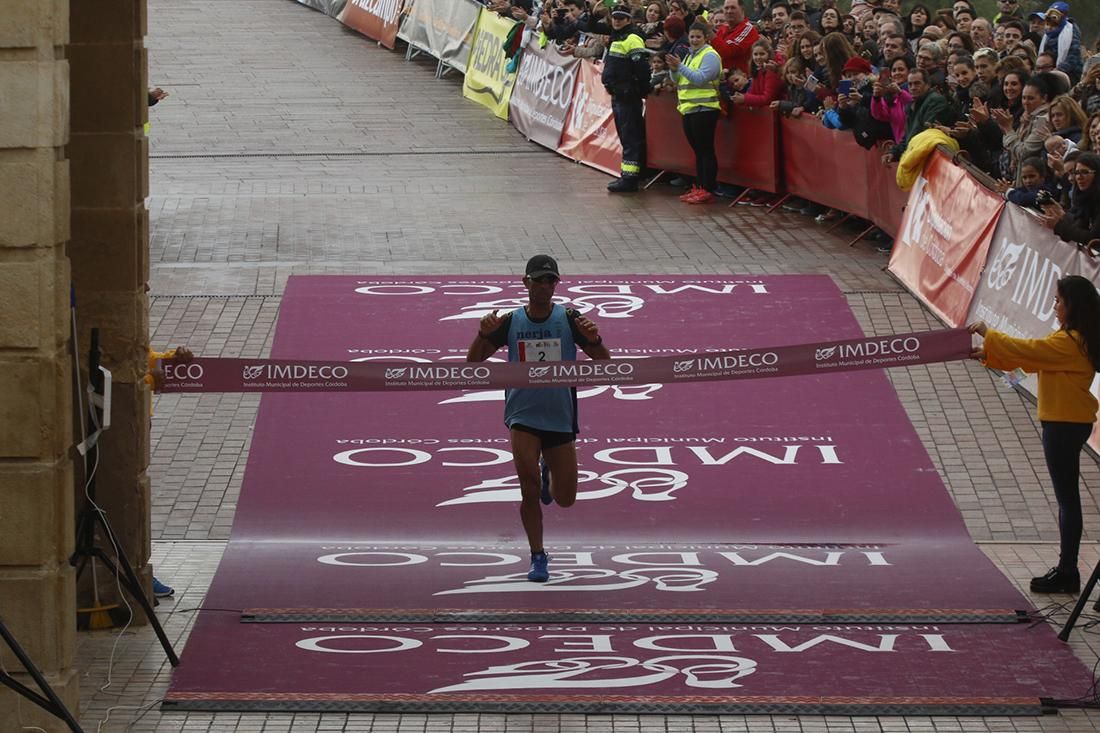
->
[607, 176, 639, 193]
[1030, 566, 1080, 593]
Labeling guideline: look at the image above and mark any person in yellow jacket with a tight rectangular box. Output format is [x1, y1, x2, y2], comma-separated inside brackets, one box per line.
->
[666, 21, 723, 204]
[968, 274, 1100, 594]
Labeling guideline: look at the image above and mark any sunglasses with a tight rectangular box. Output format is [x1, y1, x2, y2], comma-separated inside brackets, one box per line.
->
[530, 275, 560, 284]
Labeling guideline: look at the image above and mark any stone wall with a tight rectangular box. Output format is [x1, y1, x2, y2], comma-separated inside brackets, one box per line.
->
[0, 1, 79, 730]
[1, 0, 152, 729]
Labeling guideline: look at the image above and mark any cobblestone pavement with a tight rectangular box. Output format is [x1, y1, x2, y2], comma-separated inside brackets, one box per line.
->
[69, 0, 1100, 730]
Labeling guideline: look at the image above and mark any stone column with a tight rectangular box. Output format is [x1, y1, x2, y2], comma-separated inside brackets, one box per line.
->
[0, 1, 80, 732]
[68, 0, 154, 616]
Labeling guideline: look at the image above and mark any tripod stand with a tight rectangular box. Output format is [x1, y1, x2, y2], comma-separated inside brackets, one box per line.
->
[0, 615, 84, 732]
[1059, 560, 1100, 641]
[69, 329, 179, 666]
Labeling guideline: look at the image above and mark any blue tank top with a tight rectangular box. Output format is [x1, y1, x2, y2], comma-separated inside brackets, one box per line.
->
[504, 304, 578, 433]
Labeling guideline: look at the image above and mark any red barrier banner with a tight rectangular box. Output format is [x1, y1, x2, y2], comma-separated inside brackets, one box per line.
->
[714, 106, 781, 193]
[160, 328, 968, 393]
[558, 60, 622, 176]
[509, 39, 581, 150]
[645, 96, 781, 192]
[889, 150, 1004, 327]
[780, 117, 869, 218]
[966, 203, 1100, 449]
[865, 151, 908, 237]
[339, 0, 404, 49]
[643, 92, 697, 176]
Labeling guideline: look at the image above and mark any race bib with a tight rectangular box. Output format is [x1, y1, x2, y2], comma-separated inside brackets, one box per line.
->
[517, 338, 562, 362]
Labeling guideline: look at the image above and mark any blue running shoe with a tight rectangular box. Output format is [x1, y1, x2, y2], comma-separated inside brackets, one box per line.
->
[539, 457, 552, 505]
[527, 552, 549, 583]
[152, 577, 174, 598]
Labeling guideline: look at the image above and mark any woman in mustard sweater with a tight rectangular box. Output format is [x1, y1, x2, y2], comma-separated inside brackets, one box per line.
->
[969, 275, 1100, 594]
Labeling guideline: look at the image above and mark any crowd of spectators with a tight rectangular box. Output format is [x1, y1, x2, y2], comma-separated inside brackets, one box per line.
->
[488, 0, 1100, 249]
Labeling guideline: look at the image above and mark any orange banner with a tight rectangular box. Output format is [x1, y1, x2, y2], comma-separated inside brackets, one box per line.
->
[889, 150, 1004, 327]
[339, 0, 404, 49]
[557, 60, 622, 177]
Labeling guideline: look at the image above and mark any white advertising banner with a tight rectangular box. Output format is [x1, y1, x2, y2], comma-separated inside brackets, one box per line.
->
[509, 37, 582, 150]
[967, 202, 1100, 448]
[397, 0, 480, 74]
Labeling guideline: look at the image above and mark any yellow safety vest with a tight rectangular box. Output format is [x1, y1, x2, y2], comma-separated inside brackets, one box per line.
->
[607, 30, 646, 61]
[675, 45, 722, 115]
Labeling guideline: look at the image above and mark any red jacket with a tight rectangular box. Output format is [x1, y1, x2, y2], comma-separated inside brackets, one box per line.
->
[742, 68, 783, 106]
[711, 19, 759, 74]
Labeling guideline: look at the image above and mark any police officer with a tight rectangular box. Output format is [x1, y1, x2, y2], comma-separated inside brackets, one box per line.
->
[582, 5, 652, 192]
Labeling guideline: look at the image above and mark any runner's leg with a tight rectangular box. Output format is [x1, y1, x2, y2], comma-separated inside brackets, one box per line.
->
[510, 428, 545, 552]
[543, 440, 577, 508]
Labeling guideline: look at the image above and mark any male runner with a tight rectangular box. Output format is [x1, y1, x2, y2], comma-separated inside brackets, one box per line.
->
[466, 255, 611, 582]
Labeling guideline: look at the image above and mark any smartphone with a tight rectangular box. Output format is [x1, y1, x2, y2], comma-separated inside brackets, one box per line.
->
[838, 79, 853, 95]
[879, 68, 891, 85]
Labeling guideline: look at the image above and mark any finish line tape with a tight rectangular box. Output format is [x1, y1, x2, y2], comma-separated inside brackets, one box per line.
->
[158, 328, 971, 393]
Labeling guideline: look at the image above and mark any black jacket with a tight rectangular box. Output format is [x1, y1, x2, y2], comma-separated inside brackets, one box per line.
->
[579, 16, 651, 99]
[1054, 182, 1100, 247]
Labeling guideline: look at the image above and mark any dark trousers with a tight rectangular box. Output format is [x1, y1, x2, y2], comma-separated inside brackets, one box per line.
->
[681, 109, 720, 192]
[1041, 420, 1093, 571]
[611, 97, 646, 178]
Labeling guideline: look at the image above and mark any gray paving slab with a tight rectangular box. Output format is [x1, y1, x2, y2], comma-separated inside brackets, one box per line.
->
[73, 0, 1100, 729]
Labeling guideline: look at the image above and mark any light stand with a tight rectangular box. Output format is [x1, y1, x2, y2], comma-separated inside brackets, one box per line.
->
[69, 328, 179, 666]
[0, 615, 84, 732]
[1058, 561, 1100, 641]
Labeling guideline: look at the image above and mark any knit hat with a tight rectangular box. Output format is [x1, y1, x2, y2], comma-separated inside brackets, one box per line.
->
[842, 56, 873, 75]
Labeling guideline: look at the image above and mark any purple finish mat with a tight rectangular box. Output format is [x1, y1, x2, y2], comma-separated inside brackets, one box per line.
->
[166, 619, 1088, 714]
[167, 275, 1095, 713]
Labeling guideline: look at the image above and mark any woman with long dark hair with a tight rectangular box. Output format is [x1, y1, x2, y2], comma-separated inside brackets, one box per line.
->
[969, 276, 1100, 593]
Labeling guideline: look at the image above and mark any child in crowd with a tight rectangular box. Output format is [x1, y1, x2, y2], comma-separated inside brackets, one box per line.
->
[772, 58, 819, 116]
[732, 38, 783, 107]
[1003, 156, 1058, 210]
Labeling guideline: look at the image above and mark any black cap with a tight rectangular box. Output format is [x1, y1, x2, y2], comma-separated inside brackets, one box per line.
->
[610, 4, 633, 17]
[525, 254, 560, 279]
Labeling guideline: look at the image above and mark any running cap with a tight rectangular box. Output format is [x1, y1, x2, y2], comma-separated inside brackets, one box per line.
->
[525, 255, 560, 279]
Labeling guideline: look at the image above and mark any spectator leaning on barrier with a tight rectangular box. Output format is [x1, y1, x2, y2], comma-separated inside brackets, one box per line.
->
[1042, 151, 1100, 247]
[884, 67, 955, 163]
[836, 55, 894, 148]
[1039, 2, 1083, 85]
[871, 56, 914, 143]
[712, 0, 760, 75]
[667, 20, 724, 205]
[734, 38, 784, 107]
[1002, 156, 1058, 209]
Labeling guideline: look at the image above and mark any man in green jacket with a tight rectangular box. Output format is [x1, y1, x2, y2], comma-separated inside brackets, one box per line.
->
[885, 68, 957, 163]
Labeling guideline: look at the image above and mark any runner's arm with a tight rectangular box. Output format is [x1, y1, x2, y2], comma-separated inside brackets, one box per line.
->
[568, 309, 611, 360]
[466, 314, 510, 362]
